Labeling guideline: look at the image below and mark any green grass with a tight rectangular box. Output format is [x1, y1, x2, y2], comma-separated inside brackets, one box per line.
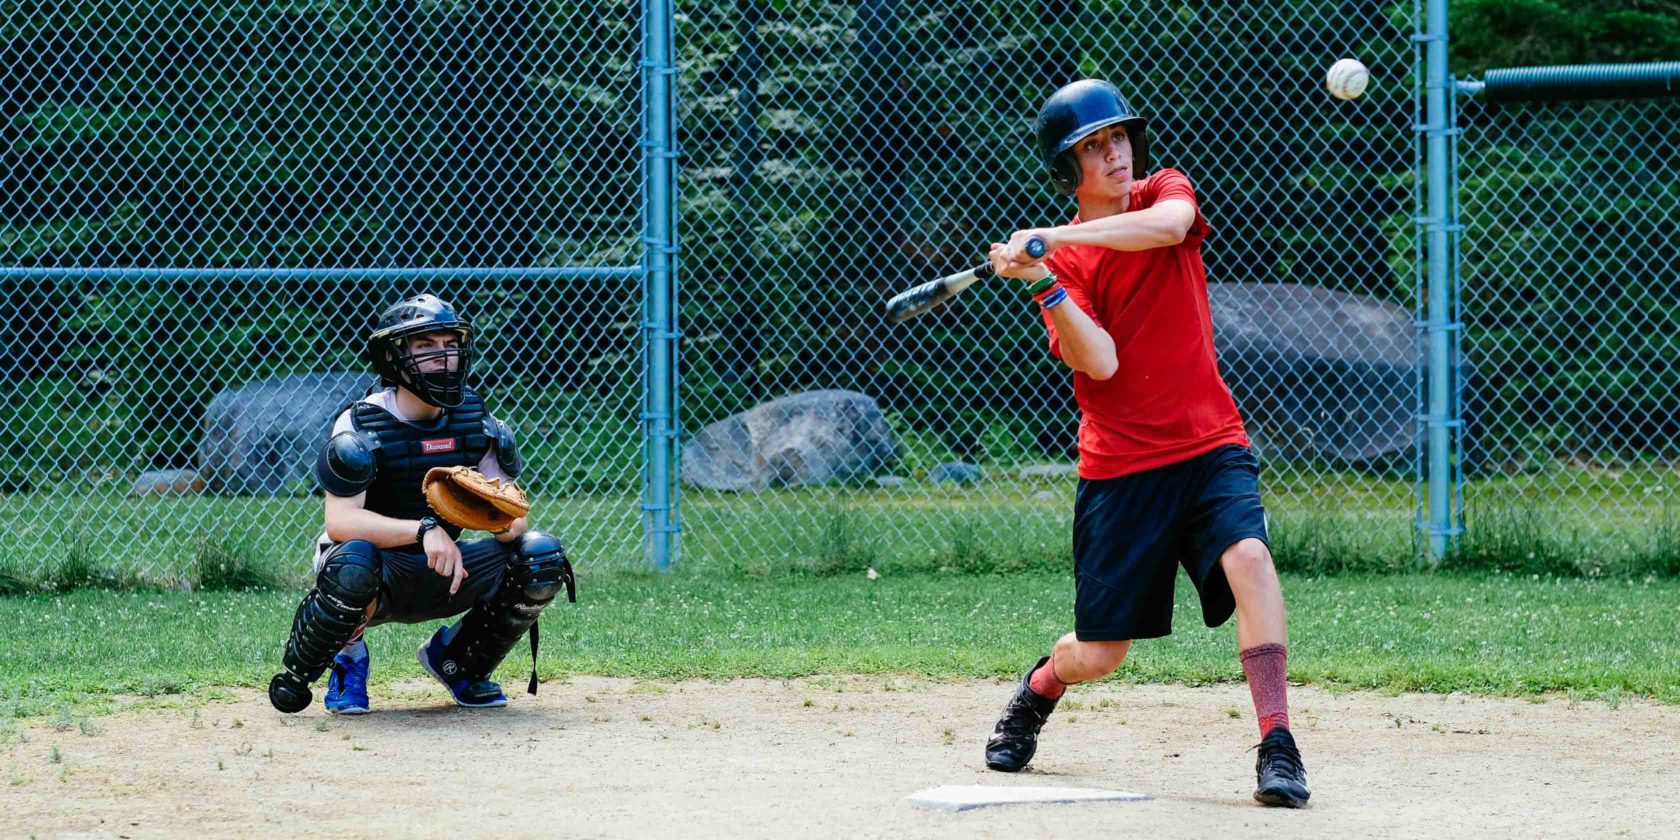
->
[1, 464, 1675, 719]
[1449, 473, 1680, 576]
[2, 465, 1676, 591]
[678, 470, 1423, 578]
[1, 570, 1676, 718]
[192, 531, 282, 592]
[0, 489, 644, 589]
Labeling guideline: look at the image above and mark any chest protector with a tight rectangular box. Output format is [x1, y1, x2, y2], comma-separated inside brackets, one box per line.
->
[352, 389, 493, 533]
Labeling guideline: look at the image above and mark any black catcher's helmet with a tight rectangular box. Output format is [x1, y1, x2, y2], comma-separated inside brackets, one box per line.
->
[366, 294, 474, 408]
[1035, 80, 1151, 196]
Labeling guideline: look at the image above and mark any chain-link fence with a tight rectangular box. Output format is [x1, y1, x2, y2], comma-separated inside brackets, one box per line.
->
[2, 0, 1675, 588]
[1453, 95, 1680, 571]
[0, 0, 647, 586]
[675, 0, 1424, 575]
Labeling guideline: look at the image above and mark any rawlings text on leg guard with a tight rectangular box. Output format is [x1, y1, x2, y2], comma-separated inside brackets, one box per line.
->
[431, 532, 573, 695]
[269, 541, 382, 713]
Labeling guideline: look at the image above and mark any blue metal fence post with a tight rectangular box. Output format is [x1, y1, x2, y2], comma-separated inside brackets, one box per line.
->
[1448, 75, 1467, 546]
[641, 0, 680, 571]
[1420, 0, 1461, 562]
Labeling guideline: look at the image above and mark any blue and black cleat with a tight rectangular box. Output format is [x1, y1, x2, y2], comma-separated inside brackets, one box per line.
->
[324, 641, 371, 715]
[417, 625, 508, 709]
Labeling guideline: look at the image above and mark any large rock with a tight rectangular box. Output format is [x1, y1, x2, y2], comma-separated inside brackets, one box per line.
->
[1016, 463, 1078, 480]
[1210, 283, 1439, 463]
[196, 372, 373, 496]
[682, 390, 898, 491]
[927, 461, 983, 485]
[132, 469, 205, 496]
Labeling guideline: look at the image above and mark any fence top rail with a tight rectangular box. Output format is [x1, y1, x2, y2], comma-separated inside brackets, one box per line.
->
[0, 267, 642, 282]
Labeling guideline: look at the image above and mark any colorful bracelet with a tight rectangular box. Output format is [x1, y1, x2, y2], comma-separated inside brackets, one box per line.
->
[1025, 273, 1058, 296]
[1040, 287, 1070, 310]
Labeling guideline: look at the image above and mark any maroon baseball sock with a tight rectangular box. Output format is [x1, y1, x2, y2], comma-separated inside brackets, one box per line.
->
[1028, 656, 1066, 700]
[1240, 643, 1290, 738]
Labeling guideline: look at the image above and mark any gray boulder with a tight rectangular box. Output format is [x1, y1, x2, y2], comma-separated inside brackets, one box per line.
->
[1210, 284, 1428, 462]
[926, 461, 983, 485]
[682, 390, 898, 491]
[132, 469, 205, 496]
[196, 372, 373, 496]
[1017, 463, 1078, 480]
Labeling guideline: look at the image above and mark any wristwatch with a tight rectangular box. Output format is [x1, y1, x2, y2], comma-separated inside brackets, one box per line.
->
[416, 515, 441, 545]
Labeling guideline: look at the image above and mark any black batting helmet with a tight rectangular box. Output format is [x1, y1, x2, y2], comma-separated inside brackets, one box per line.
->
[1035, 80, 1150, 196]
[366, 294, 474, 408]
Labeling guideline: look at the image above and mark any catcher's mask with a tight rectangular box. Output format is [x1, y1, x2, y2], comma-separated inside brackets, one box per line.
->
[366, 294, 474, 408]
[1035, 79, 1150, 197]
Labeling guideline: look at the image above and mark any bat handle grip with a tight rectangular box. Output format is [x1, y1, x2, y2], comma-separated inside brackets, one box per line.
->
[976, 235, 1046, 279]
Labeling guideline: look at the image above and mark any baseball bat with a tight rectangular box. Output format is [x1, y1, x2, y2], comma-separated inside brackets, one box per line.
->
[883, 235, 1046, 324]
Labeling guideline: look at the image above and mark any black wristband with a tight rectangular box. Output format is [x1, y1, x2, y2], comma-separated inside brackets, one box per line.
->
[416, 515, 440, 545]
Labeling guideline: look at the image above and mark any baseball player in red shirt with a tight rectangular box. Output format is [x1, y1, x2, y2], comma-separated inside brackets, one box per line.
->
[982, 80, 1309, 808]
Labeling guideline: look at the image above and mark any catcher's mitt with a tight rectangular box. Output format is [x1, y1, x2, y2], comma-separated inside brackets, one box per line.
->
[422, 466, 531, 532]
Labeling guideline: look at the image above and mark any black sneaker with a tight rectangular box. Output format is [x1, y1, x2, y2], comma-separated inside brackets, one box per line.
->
[984, 656, 1060, 772]
[1254, 726, 1311, 808]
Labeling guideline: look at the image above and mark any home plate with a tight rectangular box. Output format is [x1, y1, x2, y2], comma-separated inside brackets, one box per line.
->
[906, 785, 1151, 812]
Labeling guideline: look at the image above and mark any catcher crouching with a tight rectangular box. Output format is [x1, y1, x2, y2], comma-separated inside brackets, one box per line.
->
[268, 294, 575, 714]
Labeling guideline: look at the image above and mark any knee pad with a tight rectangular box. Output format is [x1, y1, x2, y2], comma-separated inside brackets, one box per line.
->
[512, 531, 575, 604]
[317, 540, 382, 612]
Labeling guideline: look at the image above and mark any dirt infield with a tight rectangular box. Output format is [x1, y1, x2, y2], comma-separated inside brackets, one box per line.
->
[7, 677, 1678, 839]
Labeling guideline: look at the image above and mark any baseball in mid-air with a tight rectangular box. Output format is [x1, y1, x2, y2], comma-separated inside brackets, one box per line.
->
[1326, 58, 1370, 100]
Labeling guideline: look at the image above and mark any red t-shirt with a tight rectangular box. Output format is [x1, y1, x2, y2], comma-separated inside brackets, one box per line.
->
[1041, 168, 1249, 479]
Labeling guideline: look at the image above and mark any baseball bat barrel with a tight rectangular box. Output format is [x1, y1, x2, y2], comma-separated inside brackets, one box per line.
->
[883, 264, 990, 324]
[881, 234, 1049, 324]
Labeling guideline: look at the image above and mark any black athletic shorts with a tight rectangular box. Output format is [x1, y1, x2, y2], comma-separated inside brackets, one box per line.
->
[1072, 443, 1270, 641]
